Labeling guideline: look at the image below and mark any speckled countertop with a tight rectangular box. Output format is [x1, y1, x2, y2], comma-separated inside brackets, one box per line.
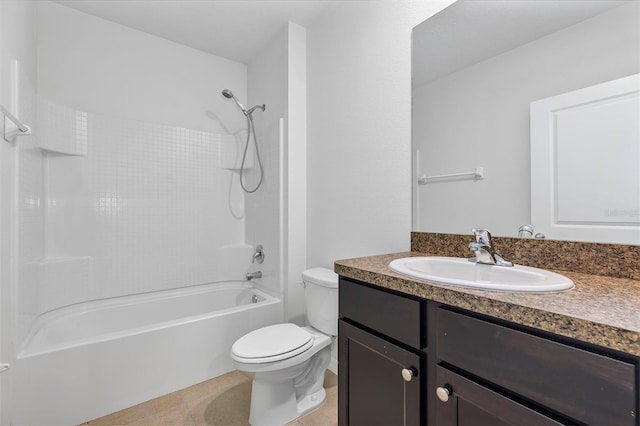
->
[335, 234, 640, 357]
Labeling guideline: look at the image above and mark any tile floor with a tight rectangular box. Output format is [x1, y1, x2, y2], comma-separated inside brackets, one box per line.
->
[84, 370, 338, 426]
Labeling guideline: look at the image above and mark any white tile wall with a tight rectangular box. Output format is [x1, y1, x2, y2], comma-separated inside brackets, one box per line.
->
[41, 100, 252, 310]
[218, 133, 253, 170]
[38, 98, 87, 155]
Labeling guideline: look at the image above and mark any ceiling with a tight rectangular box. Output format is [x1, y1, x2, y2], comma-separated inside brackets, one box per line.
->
[53, 0, 338, 64]
[413, 0, 627, 87]
[54, 0, 628, 84]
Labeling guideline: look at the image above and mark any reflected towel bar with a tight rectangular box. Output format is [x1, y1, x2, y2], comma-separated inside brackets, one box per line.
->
[418, 167, 484, 184]
[1, 103, 31, 142]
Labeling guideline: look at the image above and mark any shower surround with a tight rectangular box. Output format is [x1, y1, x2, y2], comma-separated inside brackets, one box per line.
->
[7, 1, 287, 423]
[21, 0, 265, 332]
[38, 98, 256, 311]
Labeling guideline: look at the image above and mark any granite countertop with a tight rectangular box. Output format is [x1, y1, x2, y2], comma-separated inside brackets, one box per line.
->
[335, 252, 640, 357]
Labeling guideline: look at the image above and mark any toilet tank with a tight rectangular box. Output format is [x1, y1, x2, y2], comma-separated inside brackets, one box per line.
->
[302, 267, 339, 336]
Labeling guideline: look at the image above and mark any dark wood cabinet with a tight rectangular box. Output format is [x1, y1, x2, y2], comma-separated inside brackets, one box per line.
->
[338, 277, 425, 348]
[338, 277, 426, 426]
[338, 320, 421, 426]
[434, 366, 563, 426]
[338, 276, 640, 426]
[436, 307, 637, 425]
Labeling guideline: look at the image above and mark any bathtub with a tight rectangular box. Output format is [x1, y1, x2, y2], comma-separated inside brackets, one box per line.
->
[11, 282, 282, 425]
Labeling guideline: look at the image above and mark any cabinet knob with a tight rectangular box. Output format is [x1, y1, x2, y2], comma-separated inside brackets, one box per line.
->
[401, 367, 416, 382]
[436, 386, 451, 402]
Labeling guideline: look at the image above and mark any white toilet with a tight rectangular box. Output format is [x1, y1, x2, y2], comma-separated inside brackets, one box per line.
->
[231, 267, 338, 425]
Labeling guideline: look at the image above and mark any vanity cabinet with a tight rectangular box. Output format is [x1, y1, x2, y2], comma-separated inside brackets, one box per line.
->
[338, 276, 640, 426]
[338, 277, 426, 425]
[435, 307, 637, 425]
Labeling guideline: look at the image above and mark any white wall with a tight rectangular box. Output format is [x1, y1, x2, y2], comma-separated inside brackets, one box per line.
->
[37, 2, 246, 134]
[35, 1, 252, 310]
[306, 1, 452, 268]
[0, 1, 39, 422]
[307, 0, 451, 268]
[414, 2, 640, 237]
[306, 0, 450, 375]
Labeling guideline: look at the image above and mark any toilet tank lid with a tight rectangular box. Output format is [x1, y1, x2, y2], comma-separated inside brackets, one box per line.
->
[302, 267, 339, 288]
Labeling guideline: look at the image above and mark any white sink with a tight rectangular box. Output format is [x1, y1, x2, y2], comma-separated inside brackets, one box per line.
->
[388, 257, 574, 292]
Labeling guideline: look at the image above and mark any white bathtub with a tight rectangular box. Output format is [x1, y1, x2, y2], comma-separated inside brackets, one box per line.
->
[11, 282, 282, 425]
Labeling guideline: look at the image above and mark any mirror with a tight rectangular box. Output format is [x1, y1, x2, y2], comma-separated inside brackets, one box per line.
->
[412, 0, 640, 244]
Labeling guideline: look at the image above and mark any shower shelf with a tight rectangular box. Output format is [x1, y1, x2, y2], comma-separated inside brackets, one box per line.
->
[1, 102, 31, 142]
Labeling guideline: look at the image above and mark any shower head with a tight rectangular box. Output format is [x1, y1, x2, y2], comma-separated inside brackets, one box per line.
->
[222, 89, 247, 114]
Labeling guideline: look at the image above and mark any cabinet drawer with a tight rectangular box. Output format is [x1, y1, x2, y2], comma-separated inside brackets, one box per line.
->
[436, 308, 637, 425]
[339, 278, 424, 349]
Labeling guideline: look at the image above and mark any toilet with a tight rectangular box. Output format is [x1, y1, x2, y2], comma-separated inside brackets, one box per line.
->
[231, 267, 338, 425]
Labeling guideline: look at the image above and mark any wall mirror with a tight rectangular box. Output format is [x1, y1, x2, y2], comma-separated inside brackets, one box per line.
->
[412, 0, 640, 244]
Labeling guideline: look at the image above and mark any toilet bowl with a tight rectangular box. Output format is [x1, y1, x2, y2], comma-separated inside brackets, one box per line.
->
[231, 267, 338, 425]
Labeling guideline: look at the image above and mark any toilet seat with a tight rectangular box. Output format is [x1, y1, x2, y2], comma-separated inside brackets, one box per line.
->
[231, 323, 314, 364]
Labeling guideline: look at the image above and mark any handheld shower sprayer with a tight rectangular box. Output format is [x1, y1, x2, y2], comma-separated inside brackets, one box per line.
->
[222, 89, 266, 193]
[222, 89, 246, 114]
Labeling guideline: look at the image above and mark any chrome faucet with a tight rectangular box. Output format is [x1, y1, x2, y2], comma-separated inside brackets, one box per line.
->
[517, 224, 546, 240]
[246, 271, 262, 280]
[468, 228, 513, 267]
[517, 224, 535, 238]
[252, 244, 264, 264]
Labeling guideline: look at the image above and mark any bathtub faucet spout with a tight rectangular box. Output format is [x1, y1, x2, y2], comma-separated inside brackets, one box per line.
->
[247, 271, 262, 281]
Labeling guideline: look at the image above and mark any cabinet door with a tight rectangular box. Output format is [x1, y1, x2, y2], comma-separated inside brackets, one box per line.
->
[434, 366, 563, 426]
[338, 320, 421, 426]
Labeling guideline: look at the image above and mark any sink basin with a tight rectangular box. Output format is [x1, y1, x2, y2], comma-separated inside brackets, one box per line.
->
[388, 257, 574, 292]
